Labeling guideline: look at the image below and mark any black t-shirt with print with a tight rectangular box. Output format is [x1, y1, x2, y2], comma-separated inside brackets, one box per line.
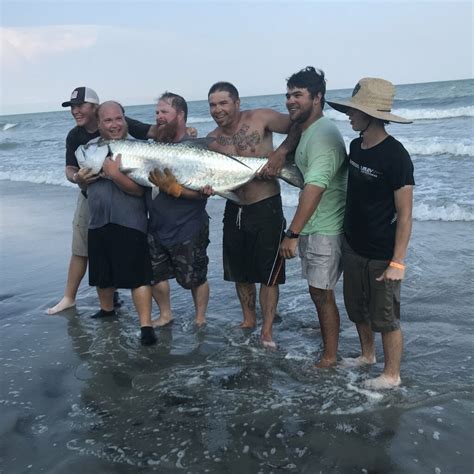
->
[65, 117, 151, 167]
[344, 135, 415, 260]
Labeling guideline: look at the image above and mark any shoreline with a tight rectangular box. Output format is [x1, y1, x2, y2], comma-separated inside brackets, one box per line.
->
[0, 180, 472, 472]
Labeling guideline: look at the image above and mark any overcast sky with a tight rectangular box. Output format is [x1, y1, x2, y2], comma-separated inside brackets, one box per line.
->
[1, 0, 472, 115]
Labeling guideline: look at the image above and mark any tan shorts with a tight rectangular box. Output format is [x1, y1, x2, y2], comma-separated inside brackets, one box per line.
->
[71, 192, 89, 257]
[298, 233, 343, 290]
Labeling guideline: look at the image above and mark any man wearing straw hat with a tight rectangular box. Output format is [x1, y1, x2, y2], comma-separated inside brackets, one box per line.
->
[327, 78, 414, 389]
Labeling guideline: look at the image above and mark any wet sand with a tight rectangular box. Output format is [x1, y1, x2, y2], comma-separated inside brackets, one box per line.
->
[0, 181, 472, 473]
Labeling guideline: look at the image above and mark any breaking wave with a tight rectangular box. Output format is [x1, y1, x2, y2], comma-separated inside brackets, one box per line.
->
[1, 123, 18, 131]
[413, 203, 474, 222]
[325, 106, 474, 122]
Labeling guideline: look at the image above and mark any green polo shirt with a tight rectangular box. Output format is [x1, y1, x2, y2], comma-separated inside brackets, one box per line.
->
[295, 116, 347, 235]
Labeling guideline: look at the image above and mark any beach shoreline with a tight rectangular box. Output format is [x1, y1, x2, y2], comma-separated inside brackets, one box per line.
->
[1, 180, 472, 472]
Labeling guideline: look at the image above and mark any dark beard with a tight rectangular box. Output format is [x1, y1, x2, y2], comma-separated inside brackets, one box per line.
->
[293, 107, 312, 124]
[154, 118, 179, 143]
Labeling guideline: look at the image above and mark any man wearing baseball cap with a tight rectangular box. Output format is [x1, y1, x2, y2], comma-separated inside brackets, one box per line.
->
[327, 78, 415, 389]
[47, 86, 154, 315]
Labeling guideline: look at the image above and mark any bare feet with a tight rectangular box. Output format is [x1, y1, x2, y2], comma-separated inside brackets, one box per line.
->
[47, 297, 75, 315]
[363, 374, 401, 390]
[239, 321, 256, 329]
[151, 315, 174, 327]
[315, 357, 337, 369]
[195, 317, 206, 328]
[340, 356, 376, 368]
[261, 334, 276, 349]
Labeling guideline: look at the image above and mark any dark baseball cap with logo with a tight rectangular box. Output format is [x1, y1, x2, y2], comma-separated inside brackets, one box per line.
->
[61, 87, 100, 107]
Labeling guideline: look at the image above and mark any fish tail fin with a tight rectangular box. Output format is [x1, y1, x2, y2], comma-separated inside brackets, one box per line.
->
[279, 162, 304, 189]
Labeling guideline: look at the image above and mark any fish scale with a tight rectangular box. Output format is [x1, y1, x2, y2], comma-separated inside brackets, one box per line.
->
[76, 139, 304, 199]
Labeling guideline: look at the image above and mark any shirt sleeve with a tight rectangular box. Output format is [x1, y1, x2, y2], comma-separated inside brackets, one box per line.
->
[389, 141, 415, 190]
[125, 116, 151, 140]
[65, 130, 79, 168]
[304, 134, 346, 189]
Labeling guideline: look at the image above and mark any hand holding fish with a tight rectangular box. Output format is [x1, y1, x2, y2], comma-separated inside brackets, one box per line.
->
[186, 127, 198, 138]
[257, 148, 286, 179]
[75, 167, 99, 186]
[149, 168, 183, 198]
[200, 185, 215, 197]
[102, 154, 122, 179]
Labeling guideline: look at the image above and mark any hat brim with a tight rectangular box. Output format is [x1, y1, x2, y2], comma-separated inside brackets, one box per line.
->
[61, 99, 88, 108]
[327, 100, 412, 124]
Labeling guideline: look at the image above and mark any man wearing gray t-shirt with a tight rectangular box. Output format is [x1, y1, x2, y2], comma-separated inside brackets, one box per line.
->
[86, 101, 156, 345]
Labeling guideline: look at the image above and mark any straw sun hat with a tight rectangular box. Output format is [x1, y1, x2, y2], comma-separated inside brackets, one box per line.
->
[327, 78, 412, 124]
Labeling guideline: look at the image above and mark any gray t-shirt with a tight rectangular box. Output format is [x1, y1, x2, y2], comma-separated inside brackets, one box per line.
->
[88, 178, 147, 234]
[86, 138, 147, 234]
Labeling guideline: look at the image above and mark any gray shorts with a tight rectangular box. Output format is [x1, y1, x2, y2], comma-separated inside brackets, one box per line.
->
[342, 240, 401, 333]
[298, 233, 343, 290]
[72, 192, 89, 257]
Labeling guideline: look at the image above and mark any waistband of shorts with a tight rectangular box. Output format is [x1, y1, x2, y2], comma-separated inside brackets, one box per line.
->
[226, 193, 281, 211]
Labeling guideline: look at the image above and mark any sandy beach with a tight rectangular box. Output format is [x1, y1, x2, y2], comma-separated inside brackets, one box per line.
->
[0, 181, 472, 473]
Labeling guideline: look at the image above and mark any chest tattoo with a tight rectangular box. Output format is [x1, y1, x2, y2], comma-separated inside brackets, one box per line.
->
[217, 124, 261, 153]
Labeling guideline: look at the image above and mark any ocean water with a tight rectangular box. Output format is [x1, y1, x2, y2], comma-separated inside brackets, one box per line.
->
[1, 78, 473, 221]
[0, 80, 473, 472]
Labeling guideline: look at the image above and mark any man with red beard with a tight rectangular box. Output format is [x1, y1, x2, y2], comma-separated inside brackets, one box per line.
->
[146, 92, 210, 327]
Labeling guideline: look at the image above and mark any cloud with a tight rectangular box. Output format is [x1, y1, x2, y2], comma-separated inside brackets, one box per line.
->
[1, 25, 98, 67]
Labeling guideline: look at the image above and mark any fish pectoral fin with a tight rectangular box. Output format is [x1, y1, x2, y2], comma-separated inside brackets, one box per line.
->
[214, 191, 241, 204]
[279, 162, 305, 189]
[151, 187, 160, 200]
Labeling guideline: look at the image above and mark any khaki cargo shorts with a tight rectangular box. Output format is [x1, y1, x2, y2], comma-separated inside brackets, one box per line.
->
[71, 192, 89, 257]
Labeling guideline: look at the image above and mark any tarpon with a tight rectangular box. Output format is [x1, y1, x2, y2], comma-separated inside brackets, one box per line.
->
[75, 138, 303, 202]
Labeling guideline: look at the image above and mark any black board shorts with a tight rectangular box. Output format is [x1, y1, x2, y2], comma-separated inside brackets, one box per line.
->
[88, 223, 152, 289]
[223, 194, 286, 286]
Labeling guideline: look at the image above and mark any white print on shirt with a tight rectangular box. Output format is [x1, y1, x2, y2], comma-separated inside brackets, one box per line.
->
[349, 158, 380, 178]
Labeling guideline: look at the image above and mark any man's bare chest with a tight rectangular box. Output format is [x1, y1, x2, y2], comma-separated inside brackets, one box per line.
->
[216, 124, 262, 154]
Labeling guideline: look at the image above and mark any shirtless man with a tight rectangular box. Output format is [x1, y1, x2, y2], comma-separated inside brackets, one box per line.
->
[206, 81, 295, 348]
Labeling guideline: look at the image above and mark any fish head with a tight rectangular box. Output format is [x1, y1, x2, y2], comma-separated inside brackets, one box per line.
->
[75, 139, 110, 173]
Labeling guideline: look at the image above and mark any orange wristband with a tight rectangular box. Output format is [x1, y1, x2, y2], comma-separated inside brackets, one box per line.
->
[389, 261, 405, 270]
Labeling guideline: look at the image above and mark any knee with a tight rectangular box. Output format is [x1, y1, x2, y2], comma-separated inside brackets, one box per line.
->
[309, 287, 333, 307]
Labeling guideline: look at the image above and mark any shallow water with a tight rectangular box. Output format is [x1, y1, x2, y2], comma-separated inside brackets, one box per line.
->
[0, 183, 472, 473]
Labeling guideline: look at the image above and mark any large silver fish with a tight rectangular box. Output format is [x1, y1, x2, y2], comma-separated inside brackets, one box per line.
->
[75, 138, 303, 202]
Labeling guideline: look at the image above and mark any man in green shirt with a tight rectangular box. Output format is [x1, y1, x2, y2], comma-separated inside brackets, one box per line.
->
[280, 67, 347, 368]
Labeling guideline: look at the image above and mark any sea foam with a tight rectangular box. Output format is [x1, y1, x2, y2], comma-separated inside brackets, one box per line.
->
[413, 203, 474, 222]
[1, 123, 18, 131]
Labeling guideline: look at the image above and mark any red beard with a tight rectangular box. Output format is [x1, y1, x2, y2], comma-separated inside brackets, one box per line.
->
[155, 118, 179, 143]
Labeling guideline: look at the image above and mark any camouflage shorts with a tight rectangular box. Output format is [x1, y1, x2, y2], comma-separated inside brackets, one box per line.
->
[148, 220, 209, 290]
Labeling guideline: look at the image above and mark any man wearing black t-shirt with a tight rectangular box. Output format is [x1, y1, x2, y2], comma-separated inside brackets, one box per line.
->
[47, 86, 155, 315]
[328, 78, 414, 390]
